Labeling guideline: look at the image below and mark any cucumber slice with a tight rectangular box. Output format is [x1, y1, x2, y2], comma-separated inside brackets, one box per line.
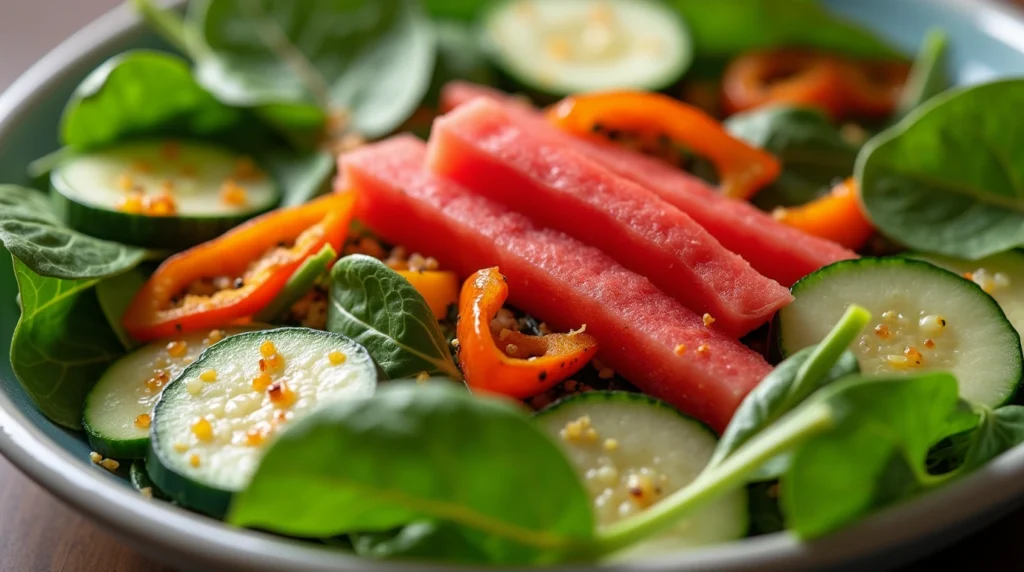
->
[130, 460, 170, 501]
[779, 258, 1023, 407]
[51, 140, 278, 250]
[535, 392, 747, 556]
[147, 328, 377, 517]
[83, 326, 257, 459]
[909, 251, 1024, 353]
[481, 0, 692, 96]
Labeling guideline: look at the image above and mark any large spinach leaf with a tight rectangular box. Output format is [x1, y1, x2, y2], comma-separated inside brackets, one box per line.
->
[857, 79, 1024, 259]
[327, 255, 461, 380]
[96, 266, 149, 351]
[896, 28, 950, 120]
[60, 50, 240, 150]
[669, 0, 901, 61]
[959, 405, 1024, 472]
[726, 106, 859, 208]
[0, 186, 144, 280]
[228, 382, 594, 564]
[707, 305, 868, 476]
[189, 0, 436, 139]
[10, 258, 125, 429]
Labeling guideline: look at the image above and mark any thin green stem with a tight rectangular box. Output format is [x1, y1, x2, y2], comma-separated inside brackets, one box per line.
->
[590, 403, 836, 557]
[129, 0, 192, 56]
[782, 304, 871, 411]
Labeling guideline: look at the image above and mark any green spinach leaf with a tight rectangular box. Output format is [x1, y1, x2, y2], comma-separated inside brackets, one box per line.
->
[96, 267, 149, 351]
[60, 50, 240, 150]
[228, 382, 594, 564]
[960, 405, 1024, 472]
[421, 0, 486, 21]
[726, 105, 859, 208]
[592, 372, 979, 555]
[10, 257, 125, 429]
[426, 20, 495, 108]
[189, 0, 437, 138]
[857, 79, 1024, 259]
[352, 520, 492, 564]
[0, 186, 145, 280]
[669, 0, 901, 61]
[781, 374, 979, 537]
[327, 254, 461, 380]
[896, 28, 950, 120]
[708, 304, 867, 478]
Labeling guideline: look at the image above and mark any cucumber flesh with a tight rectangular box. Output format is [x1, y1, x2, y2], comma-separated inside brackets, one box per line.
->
[148, 328, 377, 517]
[535, 391, 747, 556]
[52, 140, 278, 249]
[779, 257, 1023, 407]
[911, 251, 1024, 354]
[83, 326, 258, 459]
[482, 0, 692, 95]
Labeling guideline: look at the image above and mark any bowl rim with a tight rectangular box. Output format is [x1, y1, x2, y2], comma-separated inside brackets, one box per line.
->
[3, 0, 1024, 570]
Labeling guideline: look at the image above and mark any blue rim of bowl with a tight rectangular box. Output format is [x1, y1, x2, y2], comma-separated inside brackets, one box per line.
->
[3, 1, 1024, 570]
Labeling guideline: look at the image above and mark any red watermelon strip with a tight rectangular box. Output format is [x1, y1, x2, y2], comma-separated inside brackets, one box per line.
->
[340, 135, 773, 433]
[440, 81, 857, 287]
[428, 98, 791, 337]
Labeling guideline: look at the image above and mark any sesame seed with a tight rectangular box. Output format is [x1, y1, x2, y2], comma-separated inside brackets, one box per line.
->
[874, 324, 891, 339]
[506, 343, 519, 356]
[167, 340, 188, 358]
[204, 329, 225, 345]
[416, 372, 430, 382]
[259, 340, 277, 358]
[674, 344, 686, 355]
[191, 418, 214, 441]
[134, 413, 152, 429]
[252, 373, 272, 392]
[702, 313, 716, 327]
[328, 350, 347, 365]
[173, 443, 188, 453]
[697, 344, 710, 356]
[189, 454, 201, 468]
[603, 438, 619, 451]
[199, 369, 217, 382]
[140, 487, 153, 498]
[89, 452, 102, 464]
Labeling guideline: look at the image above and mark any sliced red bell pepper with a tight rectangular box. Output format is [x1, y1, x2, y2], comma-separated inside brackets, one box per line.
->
[773, 177, 874, 250]
[722, 49, 910, 120]
[546, 91, 781, 200]
[457, 267, 598, 399]
[123, 193, 354, 342]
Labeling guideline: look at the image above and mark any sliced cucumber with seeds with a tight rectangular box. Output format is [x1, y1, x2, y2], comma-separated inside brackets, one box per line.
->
[83, 326, 258, 459]
[909, 251, 1024, 353]
[51, 140, 278, 250]
[147, 328, 377, 517]
[779, 257, 1023, 407]
[535, 391, 747, 556]
[481, 0, 692, 96]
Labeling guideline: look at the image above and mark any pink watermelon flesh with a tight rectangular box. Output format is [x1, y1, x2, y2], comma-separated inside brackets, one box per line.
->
[340, 135, 774, 433]
[440, 81, 858, 286]
[428, 98, 791, 337]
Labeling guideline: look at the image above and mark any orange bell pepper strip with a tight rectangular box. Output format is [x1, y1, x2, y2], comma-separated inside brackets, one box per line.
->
[722, 49, 910, 120]
[722, 49, 850, 119]
[547, 91, 782, 200]
[397, 269, 460, 320]
[840, 60, 911, 119]
[773, 177, 873, 250]
[123, 193, 354, 342]
[457, 267, 599, 399]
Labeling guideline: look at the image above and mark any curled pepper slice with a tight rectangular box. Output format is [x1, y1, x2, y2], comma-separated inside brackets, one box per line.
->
[397, 269, 460, 320]
[124, 193, 354, 342]
[722, 49, 910, 120]
[457, 267, 598, 399]
[547, 91, 781, 199]
[773, 177, 873, 250]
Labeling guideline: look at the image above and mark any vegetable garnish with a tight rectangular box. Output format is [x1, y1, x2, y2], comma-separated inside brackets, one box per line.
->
[123, 193, 353, 342]
[546, 91, 781, 199]
[722, 49, 909, 120]
[772, 177, 874, 250]
[396, 269, 459, 320]
[457, 267, 598, 399]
